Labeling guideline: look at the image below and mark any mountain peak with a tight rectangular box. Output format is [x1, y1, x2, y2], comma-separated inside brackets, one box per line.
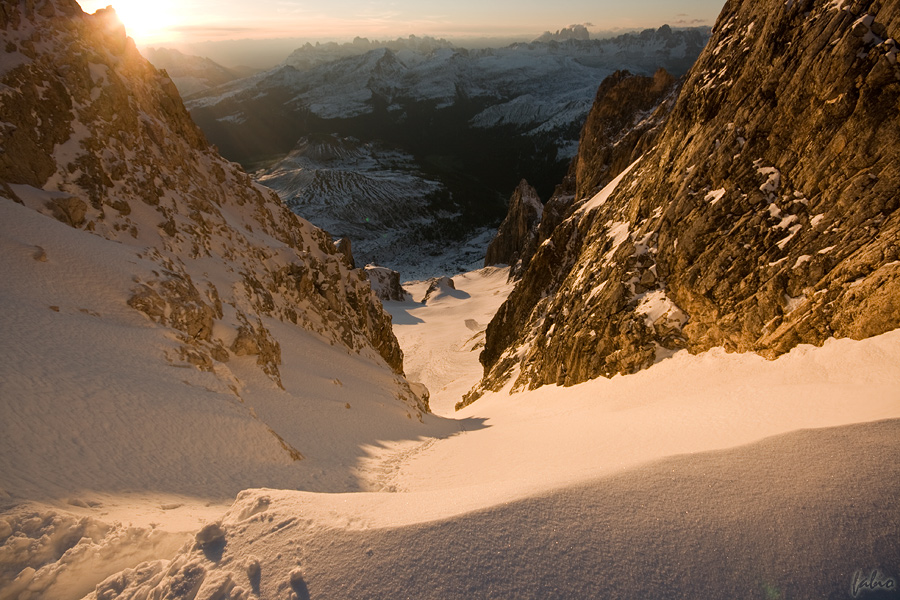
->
[464, 0, 900, 403]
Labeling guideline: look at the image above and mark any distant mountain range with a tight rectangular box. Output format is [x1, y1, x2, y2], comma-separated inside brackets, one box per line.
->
[142, 47, 260, 97]
[179, 26, 710, 276]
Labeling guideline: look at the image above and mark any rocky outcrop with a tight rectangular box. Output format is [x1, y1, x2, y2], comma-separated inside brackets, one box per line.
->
[463, 0, 900, 406]
[572, 68, 679, 203]
[534, 24, 590, 43]
[335, 237, 356, 269]
[484, 180, 543, 275]
[421, 276, 457, 303]
[497, 69, 681, 283]
[365, 265, 409, 302]
[0, 0, 421, 410]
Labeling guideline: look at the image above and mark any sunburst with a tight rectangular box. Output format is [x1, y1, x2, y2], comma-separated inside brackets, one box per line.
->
[80, 0, 179, 45]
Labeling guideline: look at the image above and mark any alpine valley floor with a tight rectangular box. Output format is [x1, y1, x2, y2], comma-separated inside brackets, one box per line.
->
[2, 266, 899, 599]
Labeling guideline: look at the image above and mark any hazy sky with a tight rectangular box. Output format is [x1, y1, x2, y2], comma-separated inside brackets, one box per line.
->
[77, 0, 724, 46]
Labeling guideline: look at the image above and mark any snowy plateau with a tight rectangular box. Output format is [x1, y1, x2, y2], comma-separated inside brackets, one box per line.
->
[2, 1, 900, 600]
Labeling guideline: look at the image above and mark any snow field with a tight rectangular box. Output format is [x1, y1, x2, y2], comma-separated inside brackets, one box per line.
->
[2, 232, 898, 599]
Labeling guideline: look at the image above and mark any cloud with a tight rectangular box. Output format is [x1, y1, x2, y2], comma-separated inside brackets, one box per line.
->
[672, 18, 710, 26]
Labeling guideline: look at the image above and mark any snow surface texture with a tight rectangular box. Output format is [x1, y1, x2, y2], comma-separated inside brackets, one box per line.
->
[12, 267, 896, 599]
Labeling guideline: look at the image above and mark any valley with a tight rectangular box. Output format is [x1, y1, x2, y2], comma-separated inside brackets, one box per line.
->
[178, 27, 709, 274]
[1, 0, 899, 598]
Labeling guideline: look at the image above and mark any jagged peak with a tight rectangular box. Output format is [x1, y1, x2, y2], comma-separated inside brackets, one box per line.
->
[463, 0, 900, 405]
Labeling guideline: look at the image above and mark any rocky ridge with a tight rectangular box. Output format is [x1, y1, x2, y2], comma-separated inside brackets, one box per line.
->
[0, 0, 425, 412]
[484, 68, 681, 283]
[463, 0, 900, 406]
[484, 179, 543, 275]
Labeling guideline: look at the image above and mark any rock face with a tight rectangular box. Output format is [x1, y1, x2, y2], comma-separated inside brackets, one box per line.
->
[365, 265, 410, 302]
[484, 180, 543, 275]
[495, 69, 682, 284]
[572, 68, 679, 203]
[463, 0, 900, 406]
[0, 0, 418, 406]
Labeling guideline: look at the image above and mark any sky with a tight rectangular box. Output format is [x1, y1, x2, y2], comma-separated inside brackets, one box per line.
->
[76, 0, 725, 47]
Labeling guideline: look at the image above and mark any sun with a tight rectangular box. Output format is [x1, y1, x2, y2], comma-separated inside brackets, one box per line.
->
[78, 0, 180, 46]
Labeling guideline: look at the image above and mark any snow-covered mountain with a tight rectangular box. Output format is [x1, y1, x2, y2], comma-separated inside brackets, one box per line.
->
[465, 0, 900, 403]
[186, 26, 709, 277]
[254, 134, 499, 277]
[0, 0, 431, 542]
[2, 0, 898, 598]
[533, 24, 591, 43]
[190, 25, 708, 164]
[282, 34, 455, 72]
[142, 47, 257, 98]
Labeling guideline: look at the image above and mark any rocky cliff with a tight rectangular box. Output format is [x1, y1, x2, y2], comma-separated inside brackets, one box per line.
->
[463, 0, 900, 406]
[484, 179, 543, 275]
[0, 0, 425, 411]
[489, 68, 682, 284]
[571, 68, 679, 203]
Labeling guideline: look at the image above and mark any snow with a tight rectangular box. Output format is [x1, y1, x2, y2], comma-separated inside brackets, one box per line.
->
[783, 293, 807, 313]
[757, 165, 781, 195]
[776, 223, 803, 249]
[383, 267, 514, 416]
[3, 242, 900, 597]
[705, 188, 726, 204]
[603, 220, 632, 264]
[578, 158, 640, 214]
[792, 254, 812, 268]
[634, 289, 688, 329]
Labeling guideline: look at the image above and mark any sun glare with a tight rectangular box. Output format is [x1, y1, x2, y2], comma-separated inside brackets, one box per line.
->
[80, 0, 179, 46]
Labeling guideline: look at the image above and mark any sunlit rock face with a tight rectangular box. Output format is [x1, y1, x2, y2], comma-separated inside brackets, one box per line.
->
[463, 0, 900, 406]
[488, 68, 682, 286]
[0, 0, 421, 408]
[571, 68, 679, 203]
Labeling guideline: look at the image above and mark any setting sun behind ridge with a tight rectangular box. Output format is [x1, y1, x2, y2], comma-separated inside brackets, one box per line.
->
[78, 0, 178, 45]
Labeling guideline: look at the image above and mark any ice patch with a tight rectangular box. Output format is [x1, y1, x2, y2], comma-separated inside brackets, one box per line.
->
[757, 166, 781, 195]
[603, 221, 632, 265]
[776, 224, 803, 250]
[793, 255, 812, 269]
[784, 293, 806, 314]
[775, 214, 798, 229]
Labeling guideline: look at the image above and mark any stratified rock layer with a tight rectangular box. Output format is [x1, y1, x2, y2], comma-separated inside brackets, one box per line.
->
[464, 0, 900, 406]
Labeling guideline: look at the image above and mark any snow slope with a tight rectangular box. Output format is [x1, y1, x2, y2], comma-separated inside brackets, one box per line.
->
[0, 189, 456, 600]
[39, 267, 899, 600]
